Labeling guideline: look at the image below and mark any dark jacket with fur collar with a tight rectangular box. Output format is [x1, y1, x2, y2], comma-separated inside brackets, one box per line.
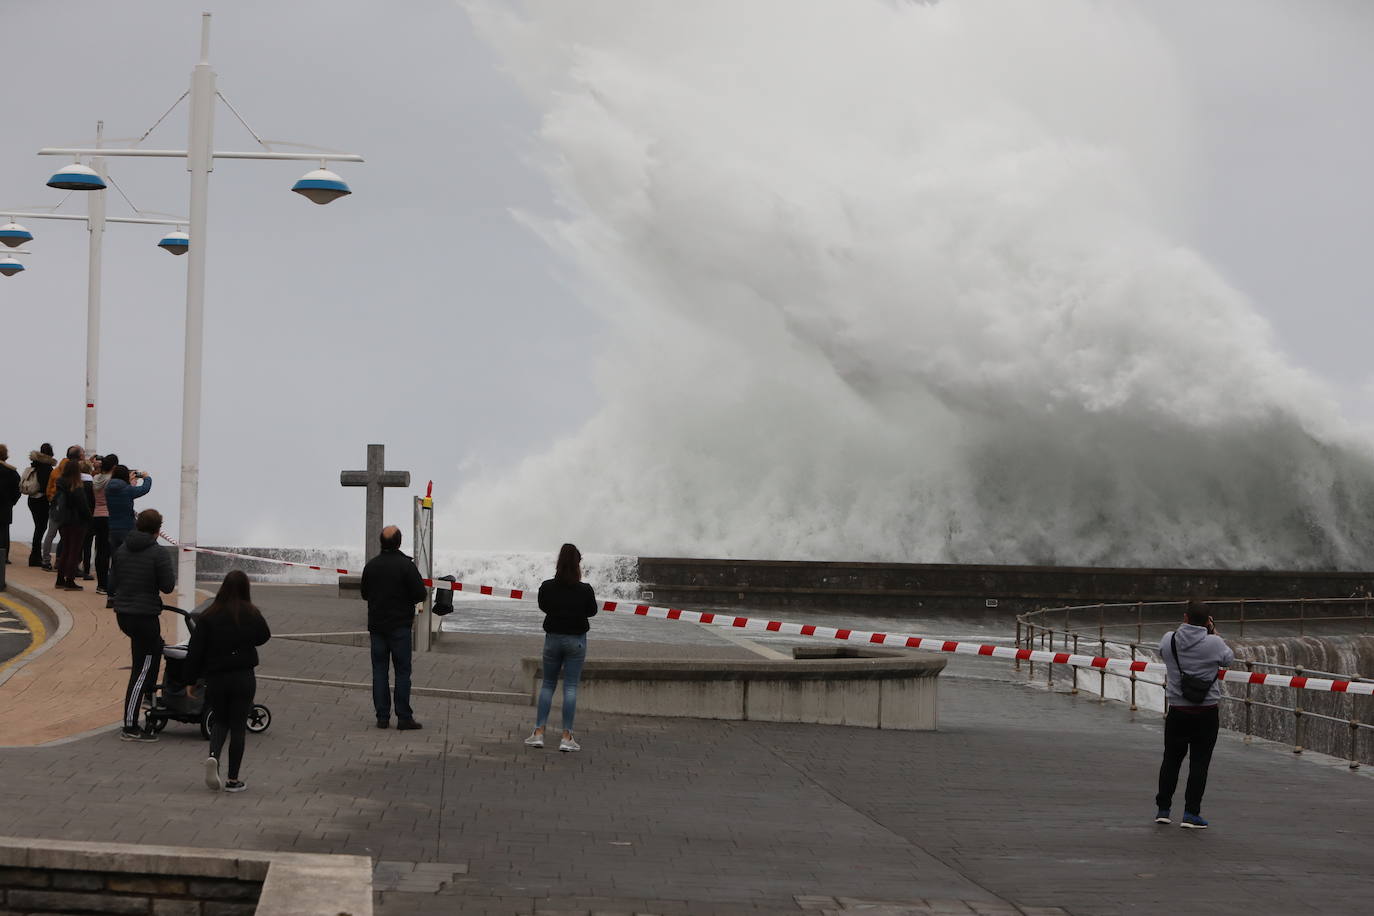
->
[26, 450, 56, 503]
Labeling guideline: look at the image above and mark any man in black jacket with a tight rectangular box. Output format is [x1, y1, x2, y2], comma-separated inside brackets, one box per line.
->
[111, 508, 176, 741]
[359, 525, 427, 730]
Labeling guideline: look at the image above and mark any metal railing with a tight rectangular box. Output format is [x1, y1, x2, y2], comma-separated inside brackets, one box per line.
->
[1014, 599, 1374, 769]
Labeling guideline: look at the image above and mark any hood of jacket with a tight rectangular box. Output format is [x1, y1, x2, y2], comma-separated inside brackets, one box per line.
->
[123, 531, 159, 552]
[1171, 623, 1211, 652]
[29, 450, 56, 466]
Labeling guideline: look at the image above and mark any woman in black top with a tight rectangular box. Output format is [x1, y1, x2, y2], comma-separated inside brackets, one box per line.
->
[185, 570, 271, 792]
[525, 543, 598, 752]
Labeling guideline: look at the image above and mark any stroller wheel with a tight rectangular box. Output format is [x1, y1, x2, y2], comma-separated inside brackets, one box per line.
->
[146, 715, 167, 734]
[199, 709, 214, 741]
[247, 704, 272, 733]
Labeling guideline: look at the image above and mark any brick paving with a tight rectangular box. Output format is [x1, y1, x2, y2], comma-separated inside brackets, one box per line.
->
[0, 582, 1370, 914]
[0, 564, 178, 746]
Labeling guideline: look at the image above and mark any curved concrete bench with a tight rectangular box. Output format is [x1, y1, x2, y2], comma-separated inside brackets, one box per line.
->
[521, 650, 945, 730]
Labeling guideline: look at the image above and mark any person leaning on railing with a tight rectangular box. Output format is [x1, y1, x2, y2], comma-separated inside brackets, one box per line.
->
[1154, 601, 1235, 830]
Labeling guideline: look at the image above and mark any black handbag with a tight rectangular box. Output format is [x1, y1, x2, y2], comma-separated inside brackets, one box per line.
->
[1171, 632, 1217, 704]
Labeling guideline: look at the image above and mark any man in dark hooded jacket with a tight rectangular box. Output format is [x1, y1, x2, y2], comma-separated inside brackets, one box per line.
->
[111, 508, 176, 741]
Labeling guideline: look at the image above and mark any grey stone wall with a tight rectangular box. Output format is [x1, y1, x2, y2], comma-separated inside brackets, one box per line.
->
[637, 556, 1374, 614]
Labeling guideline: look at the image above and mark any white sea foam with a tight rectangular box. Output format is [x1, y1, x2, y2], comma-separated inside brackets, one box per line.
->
[214, 545, 640, 599]
[448, 0, 1374, 569]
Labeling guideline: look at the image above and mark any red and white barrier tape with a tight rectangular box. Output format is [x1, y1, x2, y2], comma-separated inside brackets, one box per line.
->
[158, 537, 1374, 696]
[160, 534, 351, 575]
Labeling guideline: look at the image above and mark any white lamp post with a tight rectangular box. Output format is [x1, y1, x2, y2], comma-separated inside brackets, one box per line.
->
[38, 12, 362, 612]
[5, 120, 189, 455]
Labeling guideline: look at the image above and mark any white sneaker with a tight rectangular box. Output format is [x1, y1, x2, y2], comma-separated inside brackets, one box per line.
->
[524, 731, 544, 748]
[558, 735, 580, 753]
[204, 756, 223, 792]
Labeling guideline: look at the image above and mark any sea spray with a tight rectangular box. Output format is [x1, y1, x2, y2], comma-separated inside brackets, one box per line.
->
[449, 0, 1374, 568]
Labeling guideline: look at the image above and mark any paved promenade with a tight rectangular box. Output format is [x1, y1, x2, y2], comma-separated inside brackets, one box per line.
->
[0, 567, 1370, 915]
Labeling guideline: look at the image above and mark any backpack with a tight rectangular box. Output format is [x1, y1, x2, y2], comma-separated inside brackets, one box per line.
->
[19, 465, 41, 497]
[1170, 632, 1218, 704]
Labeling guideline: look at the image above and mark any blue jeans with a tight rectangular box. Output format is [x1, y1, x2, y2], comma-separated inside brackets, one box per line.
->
[370, 627, 413, 721]
[536, 633, 587, 733]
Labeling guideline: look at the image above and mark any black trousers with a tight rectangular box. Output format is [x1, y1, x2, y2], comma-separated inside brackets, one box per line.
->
[27, 498, 48, 563]
[89, 517, 111, 588]
[206, 669, 256, 781]
[116, 613, 164, 731]
[1156, 705, 1220, 815]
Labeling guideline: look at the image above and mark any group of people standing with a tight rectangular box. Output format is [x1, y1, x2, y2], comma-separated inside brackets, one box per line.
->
[1, 442, 152, 597]
[359, 532, 596, 751]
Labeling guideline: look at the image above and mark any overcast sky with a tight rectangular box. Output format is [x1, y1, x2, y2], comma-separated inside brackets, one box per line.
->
[2, 1, 1372, 554]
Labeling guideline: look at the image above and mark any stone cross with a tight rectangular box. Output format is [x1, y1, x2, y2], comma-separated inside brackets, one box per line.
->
[341, 444, 411, 564]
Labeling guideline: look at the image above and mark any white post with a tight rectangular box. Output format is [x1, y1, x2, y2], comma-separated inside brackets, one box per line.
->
[84, 121, 106, 455]
[177, 12, 215, 615]
[413, 492, 434, 652]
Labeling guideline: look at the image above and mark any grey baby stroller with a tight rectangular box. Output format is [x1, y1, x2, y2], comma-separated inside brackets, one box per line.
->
[143, 604, 272, 739]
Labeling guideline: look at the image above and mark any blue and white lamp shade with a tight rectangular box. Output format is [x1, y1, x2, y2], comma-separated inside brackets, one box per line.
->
[46, 162, 107, 191]
[291, 168, 351, 204]
[0, 221, 33, 248]
[157, 230, 190, 256]
[0, 256, 25, 277]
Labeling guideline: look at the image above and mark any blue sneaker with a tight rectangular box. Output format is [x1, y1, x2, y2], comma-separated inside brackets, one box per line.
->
[1180, 813, 1209, 829]
[1154, 808, 1171, 824]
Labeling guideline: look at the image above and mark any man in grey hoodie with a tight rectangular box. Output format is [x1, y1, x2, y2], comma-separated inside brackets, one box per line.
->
[1155, 601, 1235, 829]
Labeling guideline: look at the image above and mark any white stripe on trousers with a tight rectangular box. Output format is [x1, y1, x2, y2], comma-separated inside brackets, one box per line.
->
[126, 654, 153, 729]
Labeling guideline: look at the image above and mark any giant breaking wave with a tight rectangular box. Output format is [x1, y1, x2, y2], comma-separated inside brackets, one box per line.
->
[447, 0, 1374, 569]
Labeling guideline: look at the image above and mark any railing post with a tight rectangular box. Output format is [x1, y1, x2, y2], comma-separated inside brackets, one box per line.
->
[1015, 619, 1022, 672]
[1129, 643, 1138, 711]
[1099, 616, 1107, 703]
[1046, 626, 1053, 689]
[1350, 716, 1362, 770]
[1071, 634, 1079, 695]
[1028, 625, 1035, 681]
[1293, 665, 1304, 754]
[1299, 599, 1306, 637]
[1243, 660, 1253, 742]
[1239, 598, 1246, 638]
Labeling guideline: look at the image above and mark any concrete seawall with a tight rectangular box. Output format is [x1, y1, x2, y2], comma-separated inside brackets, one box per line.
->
[521, 650, 946, 730]
[637, 556, 1374, 614]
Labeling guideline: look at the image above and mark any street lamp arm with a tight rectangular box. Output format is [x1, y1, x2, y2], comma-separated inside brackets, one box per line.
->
[0, 211, 185, 227]
[108, 215, 189, 227]
[40, 147, 364, 163]
[212, 150, 364, 162]
[39, 148, 188, 158]
[1, 211, 89, 223]
[0, 210, 187, 227]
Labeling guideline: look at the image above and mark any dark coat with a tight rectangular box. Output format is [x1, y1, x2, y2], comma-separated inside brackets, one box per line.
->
[0, 462, 19, 526]
[359, 548, 427, 634]
[111, 531, 176, 615]
[27, 451, 56, 502]
[50, 479, 93, 528]
[537, 579, 599, 636]
[184, 609, 272, 681]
